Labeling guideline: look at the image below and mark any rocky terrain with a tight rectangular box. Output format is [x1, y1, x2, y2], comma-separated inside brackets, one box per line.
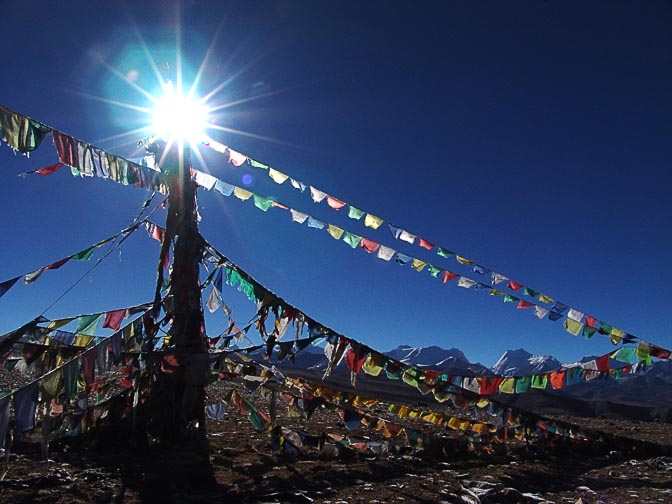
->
[1, 364, 671, 504]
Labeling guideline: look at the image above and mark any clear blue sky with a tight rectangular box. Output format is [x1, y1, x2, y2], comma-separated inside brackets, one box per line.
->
[1, 1, 670, 367]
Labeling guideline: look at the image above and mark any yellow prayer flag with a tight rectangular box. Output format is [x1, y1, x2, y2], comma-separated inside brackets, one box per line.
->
[447, 417, 461, 429]
[362, 354, 384, 376]
[47, 318, 75, 330]
[456, 255, 474, 265]
[564, 318, 583, 336]
[233, 187, 253, 201]
[433, 388, 452, 403]
[498, 377, 515, 394]
[538, 294, 554, 304]
[364, 213, 383, 229]
[489, 289, 504, 296]
[327, 224, 344, 240]
[411, 258, 428, 272]
[73, 334, 94, 347]
[268, 168, 289, 184]
[610, 327, 625, 345]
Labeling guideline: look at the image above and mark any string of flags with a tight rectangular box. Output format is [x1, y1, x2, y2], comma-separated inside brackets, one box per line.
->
[198, 235, 666, 407]
[2, 105, 667, 363]
[0, 220, 156, 301]
[190, 167, 671, 359]
[0, 104, 168, 193]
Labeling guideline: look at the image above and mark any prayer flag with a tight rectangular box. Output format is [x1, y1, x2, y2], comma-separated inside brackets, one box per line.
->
[491, 272, 508, 285]
[290, 209, 308, 224]
[563, 318, 583, 336]
[253, 195, 273, 211]
[268, 168, 289, 184]
[457, 277, 476, 289]
[437, 247, 454, 258]
[348, 206, 365, 220]
[388, 223, 402, 239]
[377, 245, 396, 261]
[326, 195, 346, 210]
[399, 230, 416, 244]
[309, 186, 327, 203]
[442, 271, 459, 283]
[418, 238, 435, 250]
[307, 217, 326, 230]
[567, 309, 584, 323]
[233, 187, 253, 201]
[508, 280, 524, 291]
[427, 264, 443, 278]
[360, 238, 380, 253]
[290, 178, 306, 192]
[214, 179, 234, 196]
[342, 231, 362, 248]
[517, 300, 534, 309]
[228, 149, 248, 166]
[456, 255, 474, 265]
[35, 162, 65, 176]
[364, 213, 383, 229]
[327, 224, 344, 240]
[248, 159, 269, 169]
[411, 258, 428, 272]
[395, 253, 412, 265]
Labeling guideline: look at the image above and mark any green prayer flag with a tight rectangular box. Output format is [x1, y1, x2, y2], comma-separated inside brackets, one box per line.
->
[248, 159, 269, 169]
[342, 231, 362, 248]
[523, 287, 539, 297]
[515, 376, 531, 393]
[503, 294, 517, 303]
[225, 267, 242, 287]
[248, 410, 269, 430]
[582, 326, 596, 339]
[437, 247, 454, 258]
[76, 313, 103, 336]
[72, 247, 95, 261]
[531, 374, 548, 390]
[237, 277, 256, 301]
[428, 264, 443, 278]
[348, 205, 365, 220]
[613, 347, 636, 363]
[253, 194, 273, 212]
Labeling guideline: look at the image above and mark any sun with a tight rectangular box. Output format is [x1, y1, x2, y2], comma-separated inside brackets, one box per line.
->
[150, 80, 209, 145]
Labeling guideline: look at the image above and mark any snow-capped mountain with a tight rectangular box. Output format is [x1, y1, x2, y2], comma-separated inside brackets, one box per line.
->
[384, 345, 492, 375]
[491, 348, 562, 376]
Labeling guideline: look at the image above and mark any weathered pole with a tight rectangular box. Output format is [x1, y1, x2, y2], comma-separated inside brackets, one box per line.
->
[145, 138, 208, 445]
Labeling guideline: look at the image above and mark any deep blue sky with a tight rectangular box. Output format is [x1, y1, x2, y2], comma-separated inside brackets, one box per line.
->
[1, 1, 670, 367]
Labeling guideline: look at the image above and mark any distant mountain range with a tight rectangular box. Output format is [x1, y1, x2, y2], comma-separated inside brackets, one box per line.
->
[265, 343, 672, 414]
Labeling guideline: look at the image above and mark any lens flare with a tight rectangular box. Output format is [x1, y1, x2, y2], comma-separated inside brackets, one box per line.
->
[151, 81, 209, 144]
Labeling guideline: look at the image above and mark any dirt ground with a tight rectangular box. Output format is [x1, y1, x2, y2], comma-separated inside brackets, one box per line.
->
[1, 376, 671, 504]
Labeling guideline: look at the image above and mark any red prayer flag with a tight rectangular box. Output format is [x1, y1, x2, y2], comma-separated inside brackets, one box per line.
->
[585, 315, 597, 328]
[102, 309, 126, 331]
[228, 149, 248, 166]
[360, 238, 380, 253]
[651, 345, 671, 360]
[326, 196, 346, 210]
[45, 257, 70, 270]
[508, 280, 524, 291]
[344, 344, 367, 374]
[35, 162, 65, 176]
[516, 300, 534, 309]
[418, 238, 435, 250]
[442, 271, 459, 283]
[595, 354, 610, 373]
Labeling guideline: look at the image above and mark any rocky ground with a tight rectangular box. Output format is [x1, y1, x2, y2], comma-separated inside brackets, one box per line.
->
[1, 373, 671, 504]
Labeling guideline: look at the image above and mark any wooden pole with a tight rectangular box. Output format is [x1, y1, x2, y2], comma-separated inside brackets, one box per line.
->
[146, 138, 208, 444]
